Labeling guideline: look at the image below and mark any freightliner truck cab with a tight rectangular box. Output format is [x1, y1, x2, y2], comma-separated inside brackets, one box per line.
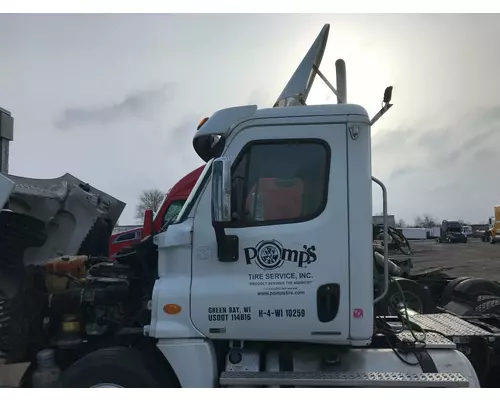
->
[140, 24, 479, 388]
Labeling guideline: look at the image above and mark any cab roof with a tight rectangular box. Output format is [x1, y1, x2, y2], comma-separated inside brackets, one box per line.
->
[193, 103, 370, 162]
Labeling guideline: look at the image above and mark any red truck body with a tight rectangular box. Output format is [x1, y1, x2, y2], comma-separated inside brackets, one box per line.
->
[108, 165, 204, 259]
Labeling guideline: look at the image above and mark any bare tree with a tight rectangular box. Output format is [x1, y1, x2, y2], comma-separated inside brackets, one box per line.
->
[396, 218, 406, 228]
[135, 188, 165, 221]
[414, 213, 439, 228]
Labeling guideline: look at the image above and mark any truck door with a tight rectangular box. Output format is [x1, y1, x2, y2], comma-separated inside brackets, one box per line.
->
[190, 121, 349, 342]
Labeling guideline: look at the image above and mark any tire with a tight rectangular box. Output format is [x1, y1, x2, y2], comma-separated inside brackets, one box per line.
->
[376, 278, 435, 316]
[57, 347, 173, 388]
[441, 276, 471, 305]
[454, 278, 500, 299]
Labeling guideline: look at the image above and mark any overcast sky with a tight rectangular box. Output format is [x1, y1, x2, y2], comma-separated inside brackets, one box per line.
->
[1, 13, 499, 225]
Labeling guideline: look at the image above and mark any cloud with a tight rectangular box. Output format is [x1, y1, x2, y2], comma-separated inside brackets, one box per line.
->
[247, 89, 272, 108]
[54, 83, 173, 131]
[389, 165, 418, 181]
[372, 105, 500, 223]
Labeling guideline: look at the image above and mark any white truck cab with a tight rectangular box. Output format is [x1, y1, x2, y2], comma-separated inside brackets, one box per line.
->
[151, 103, 374, 346]
[139, 24, 479, 388]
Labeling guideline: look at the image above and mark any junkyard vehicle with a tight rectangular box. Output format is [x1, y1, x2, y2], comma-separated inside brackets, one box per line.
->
[485, 209, 500, 244]
[437, 220, 468, 243]
[108, 166, 204, 259]
[373, 223, 412, 255]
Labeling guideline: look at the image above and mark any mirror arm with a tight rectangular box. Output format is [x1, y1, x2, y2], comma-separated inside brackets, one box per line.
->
[213, 222, 239, 263]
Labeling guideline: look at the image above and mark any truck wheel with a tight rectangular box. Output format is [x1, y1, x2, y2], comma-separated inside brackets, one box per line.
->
[441, 276, 471, 305]
[57, 347, 173, 388]
[453, 278, 500, 299]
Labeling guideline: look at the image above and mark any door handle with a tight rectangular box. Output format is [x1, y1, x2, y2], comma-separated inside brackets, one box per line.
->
[317, 283, 340, 323]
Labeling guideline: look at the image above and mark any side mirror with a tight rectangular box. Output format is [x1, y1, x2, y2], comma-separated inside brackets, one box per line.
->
[211, 156, 232, 224]
[143, 208, 154, 237]
[383, 86, 393, 103]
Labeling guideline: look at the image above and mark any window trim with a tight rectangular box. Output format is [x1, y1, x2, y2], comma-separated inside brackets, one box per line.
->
[227, 138, 331, 229]
[113, 230, 140, 244]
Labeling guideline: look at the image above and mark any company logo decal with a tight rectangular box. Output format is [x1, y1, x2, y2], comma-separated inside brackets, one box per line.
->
[244, 239, 317, 270]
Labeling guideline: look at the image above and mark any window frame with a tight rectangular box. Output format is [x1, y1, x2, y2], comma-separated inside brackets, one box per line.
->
[175, 159, 214, 224]
[113, 230, 141, 244]
[227, 138, 331, 229]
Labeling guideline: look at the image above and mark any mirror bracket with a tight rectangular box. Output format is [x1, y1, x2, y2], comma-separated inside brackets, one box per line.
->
[213, 224, 239, 262]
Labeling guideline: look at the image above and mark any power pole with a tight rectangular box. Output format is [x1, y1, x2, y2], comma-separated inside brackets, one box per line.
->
[0, 107, 14, 174]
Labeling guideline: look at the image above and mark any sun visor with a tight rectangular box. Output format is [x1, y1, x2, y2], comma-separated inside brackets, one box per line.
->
[193, 105, 257, 162]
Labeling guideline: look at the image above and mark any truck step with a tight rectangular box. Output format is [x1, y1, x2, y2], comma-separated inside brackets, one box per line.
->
[397, 331, 456, 349]
[405, 313, 492, 337]
[219, 371, 469, 387]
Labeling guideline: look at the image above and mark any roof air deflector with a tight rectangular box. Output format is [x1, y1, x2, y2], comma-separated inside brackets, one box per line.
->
[274, 24, 330, 108]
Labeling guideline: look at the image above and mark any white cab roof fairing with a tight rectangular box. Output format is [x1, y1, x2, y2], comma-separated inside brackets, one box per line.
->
[242, 103, 369, 121]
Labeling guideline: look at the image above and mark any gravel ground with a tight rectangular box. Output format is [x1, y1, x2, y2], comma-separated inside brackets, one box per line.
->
[408, 238, 500, 281]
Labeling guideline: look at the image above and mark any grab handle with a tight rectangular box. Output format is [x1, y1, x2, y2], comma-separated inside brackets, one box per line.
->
[372, 176, 388, 304]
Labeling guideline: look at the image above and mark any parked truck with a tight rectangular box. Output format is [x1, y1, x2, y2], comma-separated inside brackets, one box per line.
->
[4, 24, 500, 388]
[485, 207, 500, 244]
[108, 165, 204, 259]
[437, 220, 468, 243]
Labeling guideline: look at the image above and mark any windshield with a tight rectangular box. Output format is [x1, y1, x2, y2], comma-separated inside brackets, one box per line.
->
[153, 189, 171, 221]
[447, 222, 462, 232]
[174, 159, 214, 223]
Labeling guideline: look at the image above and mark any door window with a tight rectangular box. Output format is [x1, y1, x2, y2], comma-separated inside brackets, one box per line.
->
[231, 140, 330, 226]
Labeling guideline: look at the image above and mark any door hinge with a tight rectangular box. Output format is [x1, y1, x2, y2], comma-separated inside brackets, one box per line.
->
[349, 125, 360, 140]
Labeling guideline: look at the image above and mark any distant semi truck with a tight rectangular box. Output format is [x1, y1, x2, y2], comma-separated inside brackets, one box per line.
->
[485, 206, 500, 244]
